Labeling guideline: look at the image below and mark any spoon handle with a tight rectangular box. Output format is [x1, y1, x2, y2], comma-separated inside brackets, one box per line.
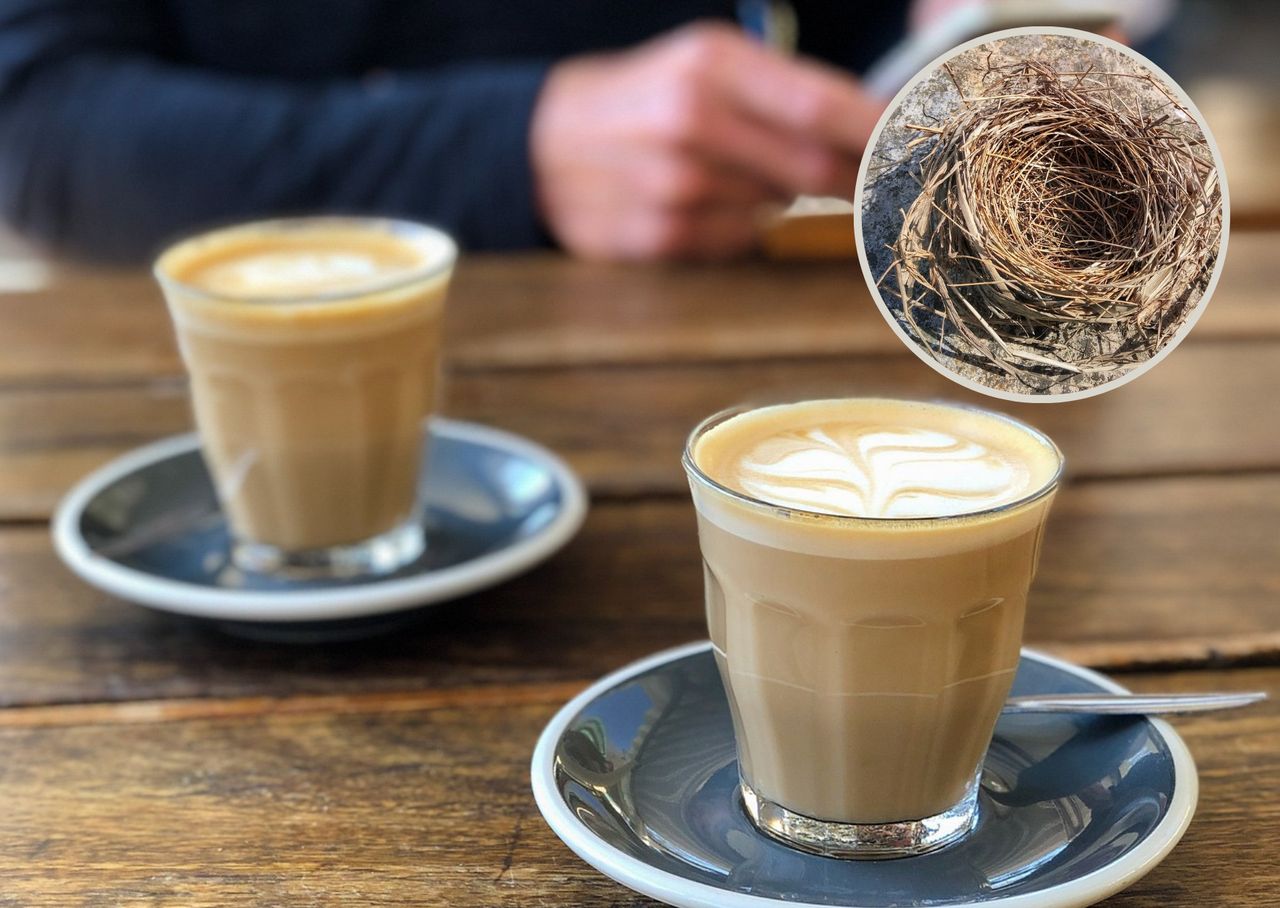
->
[1003, 691, 1268, 716]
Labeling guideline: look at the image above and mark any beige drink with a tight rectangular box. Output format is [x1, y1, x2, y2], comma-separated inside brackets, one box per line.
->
[155, 218, 456, 577]
[684, 398, 1062, 858]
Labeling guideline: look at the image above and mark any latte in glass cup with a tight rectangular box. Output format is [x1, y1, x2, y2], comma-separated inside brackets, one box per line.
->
[155, 217, 456, 578]
[684, 398, 1062, 858]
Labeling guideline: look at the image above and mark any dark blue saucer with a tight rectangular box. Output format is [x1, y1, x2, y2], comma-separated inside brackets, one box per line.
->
[53, 419, 586, 641]
[532, 642, 1196, 908]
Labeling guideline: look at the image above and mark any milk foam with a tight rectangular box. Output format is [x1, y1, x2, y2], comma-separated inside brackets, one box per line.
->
[199, 250, 391, 296]
[735, 424, 1027, 518]
[689, 400, 1061, 554]
[160, 219, 449, 300]
[157, 219, 455, 343]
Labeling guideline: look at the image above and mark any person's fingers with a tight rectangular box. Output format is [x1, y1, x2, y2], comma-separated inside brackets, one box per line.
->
[609, 204, 764, 261]
[680, 206, 767, 259]
[533, 23, 877, 261]
[683, 102, 861, 197]
[546, 150, 786, 214]
[663, 24, 883, 154]
[721, 51, 883, 154]
[630, 152, 788, 210]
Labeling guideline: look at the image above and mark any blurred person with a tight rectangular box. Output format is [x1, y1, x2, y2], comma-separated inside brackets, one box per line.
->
[0, 2, 904, 263]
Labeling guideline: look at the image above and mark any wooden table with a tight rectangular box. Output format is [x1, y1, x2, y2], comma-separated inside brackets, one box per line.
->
[0, 234, 1277, 905]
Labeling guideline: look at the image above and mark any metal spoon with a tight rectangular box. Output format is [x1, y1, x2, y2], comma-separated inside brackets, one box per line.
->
[1003, 691, 1268, 716]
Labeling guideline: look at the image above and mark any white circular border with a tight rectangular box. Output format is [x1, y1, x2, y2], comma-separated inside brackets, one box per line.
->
[531, 641, 1199, 908]
[51, 418, 589, 622]
[853, 26, 1231, 404]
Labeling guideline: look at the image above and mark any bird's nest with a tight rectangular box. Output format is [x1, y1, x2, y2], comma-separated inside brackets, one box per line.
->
[884, 59, 1222, 391]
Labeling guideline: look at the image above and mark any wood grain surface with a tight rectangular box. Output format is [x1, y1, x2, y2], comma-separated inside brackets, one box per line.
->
[0, 241, 1277, 906]
[0, 665, 1273, 906]
[0, 474, 1276, 708]
[1, 232, 1275, 384]
[4, 339, 1280, 521]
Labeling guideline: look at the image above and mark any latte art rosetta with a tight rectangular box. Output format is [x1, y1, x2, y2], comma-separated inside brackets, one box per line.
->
[735, 426, 1028, 518]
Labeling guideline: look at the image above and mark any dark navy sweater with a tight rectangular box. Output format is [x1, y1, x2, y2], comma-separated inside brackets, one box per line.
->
[0, 1, 903, 261]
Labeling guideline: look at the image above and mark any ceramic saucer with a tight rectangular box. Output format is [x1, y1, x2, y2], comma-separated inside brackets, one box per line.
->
[54, 419, 586, 639]
[532, 641, 1197, 908]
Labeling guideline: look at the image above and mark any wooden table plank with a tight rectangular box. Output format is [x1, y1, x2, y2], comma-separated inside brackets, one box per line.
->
[4, 340, 1279, 521]
[1, 232, 1275, 384]
[0, 698, 559, 906]
[0, 502, 701, 707]
[1099, 666, 1280, 908]
[0, 246, 1275, 906]
[1194, 81, 1280, 231]
[0, 474, 1276, 707]
[418, 342, 1280, 492]
[0, 378, 191, 521]
[0, 665, 1273, 906]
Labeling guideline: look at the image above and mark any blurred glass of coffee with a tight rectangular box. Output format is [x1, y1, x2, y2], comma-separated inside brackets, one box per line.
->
[155, 217, 456, 578]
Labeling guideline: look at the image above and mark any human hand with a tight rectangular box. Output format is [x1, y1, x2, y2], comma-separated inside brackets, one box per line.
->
[530, 22, 882, 261]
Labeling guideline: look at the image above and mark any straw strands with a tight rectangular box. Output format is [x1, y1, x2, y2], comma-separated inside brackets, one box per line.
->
[885, 59, 1222, 390]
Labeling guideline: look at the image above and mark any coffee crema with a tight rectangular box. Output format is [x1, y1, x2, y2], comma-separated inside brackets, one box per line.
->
[164, 223, 438, 298]
[693, 399, 1058, 520]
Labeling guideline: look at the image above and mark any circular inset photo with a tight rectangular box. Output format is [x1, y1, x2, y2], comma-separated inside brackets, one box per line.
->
[855, 28, 1228, 401]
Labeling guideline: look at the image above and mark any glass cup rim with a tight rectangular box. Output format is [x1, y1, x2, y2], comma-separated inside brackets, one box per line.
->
[681, 397, 1065, 527]
[153, 215, 458, 306]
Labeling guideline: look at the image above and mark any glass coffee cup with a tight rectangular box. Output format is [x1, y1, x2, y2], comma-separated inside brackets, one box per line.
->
[683, 398, 1063, 858]
[155, 217, 456, 578]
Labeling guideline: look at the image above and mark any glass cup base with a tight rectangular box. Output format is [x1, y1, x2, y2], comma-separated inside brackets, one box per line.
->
[232, 518, 425, 580]
[739, 773, 981, 860]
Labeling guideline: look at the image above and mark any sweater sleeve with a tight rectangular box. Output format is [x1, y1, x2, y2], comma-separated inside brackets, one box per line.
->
[0, 2, 553, 262]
